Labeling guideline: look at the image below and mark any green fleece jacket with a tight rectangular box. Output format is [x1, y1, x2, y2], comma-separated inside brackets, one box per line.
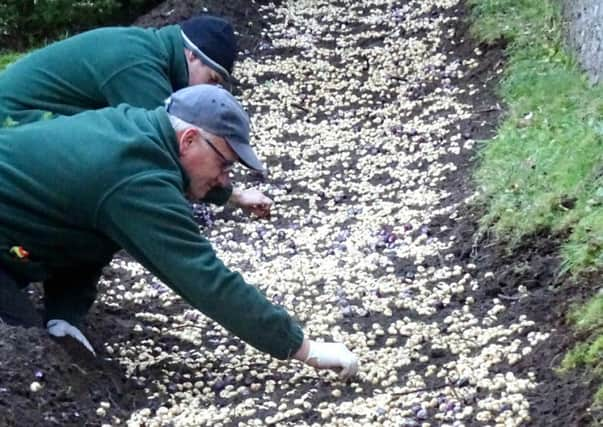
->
[0, 105, 303, 359]
[0, 25, 188, 126]
[0, 24, 232, 207]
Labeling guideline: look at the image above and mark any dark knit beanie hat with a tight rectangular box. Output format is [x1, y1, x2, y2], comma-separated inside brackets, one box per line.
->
[179, 16, 237, 83]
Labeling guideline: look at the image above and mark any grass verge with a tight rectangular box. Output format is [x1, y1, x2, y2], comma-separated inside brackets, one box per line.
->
[468, 0, 603, 416]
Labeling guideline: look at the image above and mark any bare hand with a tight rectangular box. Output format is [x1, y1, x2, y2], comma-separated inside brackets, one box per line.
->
[232, 188, 272, 218]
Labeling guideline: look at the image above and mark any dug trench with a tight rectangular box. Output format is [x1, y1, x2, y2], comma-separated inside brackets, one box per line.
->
[0, 0, 599, 426]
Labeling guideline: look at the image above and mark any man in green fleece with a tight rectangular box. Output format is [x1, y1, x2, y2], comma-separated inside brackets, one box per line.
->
[0, 15, 234, 126]
[0, 15, 271, 219]
[0, 84, 359, 378]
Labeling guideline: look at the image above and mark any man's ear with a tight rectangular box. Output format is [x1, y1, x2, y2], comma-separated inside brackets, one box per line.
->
[177, 127, 199, 156]
[184, 48, 195, 63]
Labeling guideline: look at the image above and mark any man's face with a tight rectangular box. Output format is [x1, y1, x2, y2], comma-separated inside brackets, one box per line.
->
[178, 128, 237, 200]
[185, 50, 224, 86]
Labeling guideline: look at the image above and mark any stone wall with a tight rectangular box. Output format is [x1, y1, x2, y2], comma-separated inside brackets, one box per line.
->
[563, 0, 603, 84]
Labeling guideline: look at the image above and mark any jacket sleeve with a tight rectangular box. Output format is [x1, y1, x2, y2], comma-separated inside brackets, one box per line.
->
[94, 173, 303, 359]
[99, 62, 174, 109]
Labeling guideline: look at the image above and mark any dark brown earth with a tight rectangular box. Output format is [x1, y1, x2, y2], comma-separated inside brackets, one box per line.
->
[438, 208, 602, 426]
[0, 1, 600, 426]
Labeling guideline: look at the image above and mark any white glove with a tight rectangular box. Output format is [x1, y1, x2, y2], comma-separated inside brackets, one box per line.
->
[305, 341, 359, 380]
[47, 319, 96, 356]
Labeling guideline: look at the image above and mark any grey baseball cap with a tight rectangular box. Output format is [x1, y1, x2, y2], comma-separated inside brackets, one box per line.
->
[165, 84, 264, 172]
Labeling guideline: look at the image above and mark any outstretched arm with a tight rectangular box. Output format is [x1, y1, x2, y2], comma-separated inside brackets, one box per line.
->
[97, 174, 358, 377]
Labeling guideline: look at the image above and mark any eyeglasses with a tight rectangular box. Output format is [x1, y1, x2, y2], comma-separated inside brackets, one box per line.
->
[203, 137, 235, 173]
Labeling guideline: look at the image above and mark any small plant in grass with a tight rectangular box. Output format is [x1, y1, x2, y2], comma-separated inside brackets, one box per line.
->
[561, 296, 603, 404]
[1, 51, 22, 129]
[595, 387, 603, 414]
[0, 52, 21, 72]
